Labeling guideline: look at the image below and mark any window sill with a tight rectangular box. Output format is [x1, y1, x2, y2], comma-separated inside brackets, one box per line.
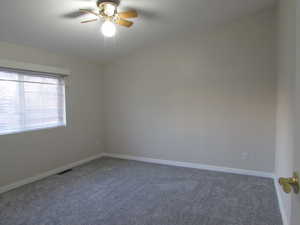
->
[0, 124, 66, 136]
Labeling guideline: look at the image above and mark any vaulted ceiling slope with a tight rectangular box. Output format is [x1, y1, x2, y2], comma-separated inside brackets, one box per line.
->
[0, 0, 276, 63]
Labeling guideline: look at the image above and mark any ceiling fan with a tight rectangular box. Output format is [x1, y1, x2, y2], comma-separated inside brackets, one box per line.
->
[79, 0, 138, 37]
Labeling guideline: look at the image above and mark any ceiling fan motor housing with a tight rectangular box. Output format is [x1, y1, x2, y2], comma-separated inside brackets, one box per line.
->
[97, 0, 120, 8]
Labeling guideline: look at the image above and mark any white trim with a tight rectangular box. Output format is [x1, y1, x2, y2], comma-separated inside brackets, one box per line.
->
[274, 176, 289, 225]
[0, 124, 66, 136]
[0, 153, 105, 194]
[103, 153, 274, 178]
[0, 59, 70, 75]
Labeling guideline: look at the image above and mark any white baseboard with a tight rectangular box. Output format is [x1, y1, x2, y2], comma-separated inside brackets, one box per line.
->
[103, 153, 274, 178]
[274, 176, 289, 225]
[0, 153, 105, 194]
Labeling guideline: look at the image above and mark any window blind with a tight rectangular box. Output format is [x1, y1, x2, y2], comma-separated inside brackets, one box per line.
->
[0, 67, 66, 135]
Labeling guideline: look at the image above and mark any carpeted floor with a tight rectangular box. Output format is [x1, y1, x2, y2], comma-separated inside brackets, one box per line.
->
[0, 157, 282, 225]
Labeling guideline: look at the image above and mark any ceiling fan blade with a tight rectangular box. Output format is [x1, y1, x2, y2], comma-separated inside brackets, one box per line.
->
[115, 18, 133, 28]
[79, 9, 99, 17]
[117, 10, 138, 18]
[62, 8, 95, 18]
[81, 18, 98, 23]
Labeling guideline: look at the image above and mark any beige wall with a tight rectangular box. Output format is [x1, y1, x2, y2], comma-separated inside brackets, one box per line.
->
[276, 1, 296, 224]
[0, 42, 104, 187]
[103, 9, 277, 172]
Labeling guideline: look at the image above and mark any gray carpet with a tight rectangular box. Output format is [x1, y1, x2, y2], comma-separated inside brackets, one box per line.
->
[0, 157, 282, 225]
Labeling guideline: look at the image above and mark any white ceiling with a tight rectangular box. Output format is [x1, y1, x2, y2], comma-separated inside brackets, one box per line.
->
[0, 0, 276, 63]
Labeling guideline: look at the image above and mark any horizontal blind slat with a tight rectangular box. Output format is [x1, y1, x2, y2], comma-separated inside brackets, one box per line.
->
[0, 78, 65, 86]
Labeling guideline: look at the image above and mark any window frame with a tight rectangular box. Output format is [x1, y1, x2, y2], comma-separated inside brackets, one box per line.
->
[0, 67, 67, 136]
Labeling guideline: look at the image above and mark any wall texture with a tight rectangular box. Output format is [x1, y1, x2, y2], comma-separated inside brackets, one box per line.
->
[103, 9, 277, 172]
[0, 42, 104, 187]
[276, 1, 296, 224]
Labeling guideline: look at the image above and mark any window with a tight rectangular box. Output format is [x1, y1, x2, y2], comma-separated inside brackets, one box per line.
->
[0, 67, 66, 135]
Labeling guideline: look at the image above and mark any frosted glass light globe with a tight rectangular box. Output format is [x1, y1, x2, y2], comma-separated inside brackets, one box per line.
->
[101, 21, 116, 37]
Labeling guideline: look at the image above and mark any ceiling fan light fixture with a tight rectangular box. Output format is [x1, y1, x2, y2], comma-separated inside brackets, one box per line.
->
[79, 0, 137, 34]
[101, 20, 116, 37]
